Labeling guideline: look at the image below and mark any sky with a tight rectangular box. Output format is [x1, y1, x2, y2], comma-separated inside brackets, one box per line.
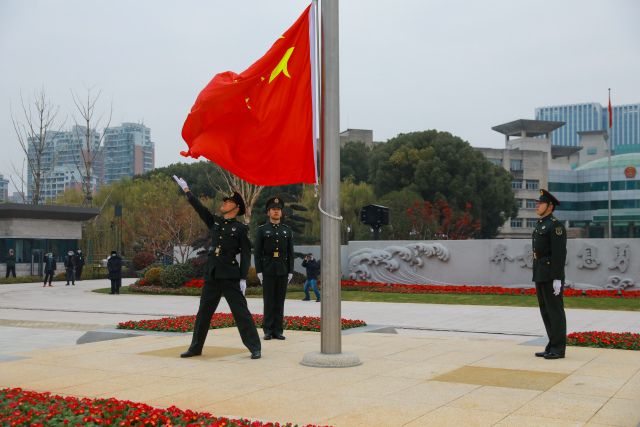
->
[1, 0, 639, 193]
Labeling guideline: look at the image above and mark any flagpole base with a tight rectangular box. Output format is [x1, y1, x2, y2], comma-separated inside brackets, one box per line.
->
[300, 351, 362, 368]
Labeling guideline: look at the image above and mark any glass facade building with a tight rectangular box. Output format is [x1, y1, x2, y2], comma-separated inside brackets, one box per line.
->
[103, 123, 155, 186]
[535, 102, 640, 151]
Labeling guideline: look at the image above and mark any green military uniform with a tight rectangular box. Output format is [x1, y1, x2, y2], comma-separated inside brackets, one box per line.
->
[254, 197, 294, 338]
[186, 191, 260, 354]
[532, 189, 567, 358]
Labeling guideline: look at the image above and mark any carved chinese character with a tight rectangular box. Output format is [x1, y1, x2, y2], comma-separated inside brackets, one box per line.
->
[515, 244, 533, 269]
[490, 244, 514, 271]
[608, 243, 630, 273]
[577, 244, 600, 269]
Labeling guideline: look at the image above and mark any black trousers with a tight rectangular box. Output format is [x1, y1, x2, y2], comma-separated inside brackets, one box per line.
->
[65, 268, 75, 284]
[189, 278, 260, 353]
[5, 266, 16, 278]
[44, 272, 54, 284]
[76, 266, 83, 279]
[110, 278, 121, 294]
[262, 274, 288, 335]
[535, 280, 567, 356]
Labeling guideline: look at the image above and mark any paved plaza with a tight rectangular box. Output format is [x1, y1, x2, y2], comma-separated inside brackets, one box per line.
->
[1, 279, 639, 426]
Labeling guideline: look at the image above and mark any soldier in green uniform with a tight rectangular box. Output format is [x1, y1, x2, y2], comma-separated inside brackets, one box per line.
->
[532, 189, 567, 360]
[254, 197, 294, 340]
[173, 175, 261, 360]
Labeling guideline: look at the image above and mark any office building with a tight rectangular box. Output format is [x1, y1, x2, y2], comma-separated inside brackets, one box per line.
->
[535, 102, 640, 151]
[102, 123, 155, 186]
[0, 174, 9, 201]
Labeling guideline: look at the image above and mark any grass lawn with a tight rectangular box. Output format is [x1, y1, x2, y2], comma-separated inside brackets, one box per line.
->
[93, 287, 640, 311]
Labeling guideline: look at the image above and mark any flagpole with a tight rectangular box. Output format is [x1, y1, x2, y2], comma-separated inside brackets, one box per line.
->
[302, 0, 360, 368]
[607, 88, 612, 238]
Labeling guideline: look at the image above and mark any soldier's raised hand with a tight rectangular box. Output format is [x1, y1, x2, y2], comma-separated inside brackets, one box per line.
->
[173, 175, 189, 192]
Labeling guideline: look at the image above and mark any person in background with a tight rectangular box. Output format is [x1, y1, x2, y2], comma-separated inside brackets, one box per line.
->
[43, 253, 57, 287]
[64, 250, 76, 286]
[75, 249, 85, 281]
[107, 250, 123, 295]
[5, 249, 16, 278]
[301, 253, 321, 302]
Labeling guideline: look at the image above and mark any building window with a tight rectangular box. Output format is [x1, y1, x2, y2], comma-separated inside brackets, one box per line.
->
[511, 180, 523, 190]
[526, 180, 539, 190]
[526, 219, 538, 228]
[516, 199, 523, 208]
[488, 158, 502, 167]
[510, 218, 523, 228]
[526, 199, 537, 209]
[510, 159, 523, 170]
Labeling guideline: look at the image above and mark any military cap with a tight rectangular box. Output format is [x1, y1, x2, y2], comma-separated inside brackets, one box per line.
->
[223, 192, 246, 216]
[536, 189, 561, 206]
[266, 196, 285, 210]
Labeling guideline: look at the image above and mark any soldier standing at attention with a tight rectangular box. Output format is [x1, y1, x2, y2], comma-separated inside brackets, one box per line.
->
[254, 197, 294, 340]
[532, 189, 567, 360]
[173, 175, 261, 360]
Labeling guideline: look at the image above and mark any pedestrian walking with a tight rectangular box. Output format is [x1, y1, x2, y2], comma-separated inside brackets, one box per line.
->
[75, 249, 85, 281]
[254, 196, 294, 340]
[64, 251, 76, 285]
[301, 253, 320, 302]
[107, 250, 123, 295]
[532, 189, 567, 360]
[43, 253, 57, 287]
[5, 249, 16, 278]
[173, 175, 261, 360]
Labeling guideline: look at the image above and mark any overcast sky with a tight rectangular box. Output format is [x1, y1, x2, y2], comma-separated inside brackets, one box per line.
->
[1, 0, 639, 193]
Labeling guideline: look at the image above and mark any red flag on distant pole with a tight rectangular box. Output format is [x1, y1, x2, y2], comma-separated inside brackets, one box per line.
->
[181, 5, 317, 186]
[608, 90, 613, 128]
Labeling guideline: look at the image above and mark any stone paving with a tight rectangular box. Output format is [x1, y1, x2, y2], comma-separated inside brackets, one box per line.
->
[1, 279, 639, 426]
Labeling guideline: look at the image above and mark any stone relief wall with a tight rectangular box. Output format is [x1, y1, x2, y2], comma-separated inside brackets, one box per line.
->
[304, 238, 640, 291]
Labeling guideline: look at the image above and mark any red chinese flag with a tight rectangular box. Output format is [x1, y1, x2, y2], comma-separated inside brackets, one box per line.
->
[181, 5, 317, 185]
[608, 92, 613, 128]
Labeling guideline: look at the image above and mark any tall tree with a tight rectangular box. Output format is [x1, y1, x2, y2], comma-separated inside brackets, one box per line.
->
[369, 130, 517, 238]
[10, 88, 66, 204]
[340, 141, 371, 183]
[69, 85, 113, 207]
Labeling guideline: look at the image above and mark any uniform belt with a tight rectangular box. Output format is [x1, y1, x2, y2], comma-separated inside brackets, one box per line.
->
[269, 251, 287, 258]
[209, 247, 237, 257]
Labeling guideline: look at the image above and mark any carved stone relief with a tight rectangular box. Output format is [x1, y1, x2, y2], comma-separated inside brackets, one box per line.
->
[577, 244, 600, 269]
[490, 244, 513, 271]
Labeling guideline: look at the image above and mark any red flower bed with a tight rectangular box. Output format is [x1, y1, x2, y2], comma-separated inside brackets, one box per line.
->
[0, 388, 326, 426]
[340, 281, 640, 299]
[117, 313, 366, 333]
[567, 331, 640, 350]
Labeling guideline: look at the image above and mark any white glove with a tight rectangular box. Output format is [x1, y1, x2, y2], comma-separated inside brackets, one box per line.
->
[257, 273, 263, 284]
[287, 273, 293, 283]
[553, 280, 562, 296]
[239, 279, 247, 295]
[173, 175, 188, 192]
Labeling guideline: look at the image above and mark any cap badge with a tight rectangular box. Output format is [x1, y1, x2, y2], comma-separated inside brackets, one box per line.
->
[230, 192, 235, 197]
[540, 190, 543, 195]
[274, 198, 279, 203]
[232, 227, 236, 231]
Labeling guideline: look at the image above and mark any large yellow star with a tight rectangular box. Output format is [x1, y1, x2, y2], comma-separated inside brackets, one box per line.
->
[269, 47, 295, 83]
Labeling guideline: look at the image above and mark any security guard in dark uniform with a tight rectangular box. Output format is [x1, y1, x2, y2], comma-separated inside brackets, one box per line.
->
[254, 197, 294, 340]
[173, 175, 261, 360]
[532, 189, 567, 360]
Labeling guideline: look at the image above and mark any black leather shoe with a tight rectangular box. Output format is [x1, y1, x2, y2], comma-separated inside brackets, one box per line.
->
[263, 333, 272, 340]
[180, 350, 201, 358]
[535, 351, 548, 357]
[108, 292, 115, 295]
[543, 353, 565, 359]
[251, 350, 261, 359]
[274, 334, 286, 340]
[301, 298, 310, 301]
[66, 283, 69, 286]
[316, 298, 321, 302]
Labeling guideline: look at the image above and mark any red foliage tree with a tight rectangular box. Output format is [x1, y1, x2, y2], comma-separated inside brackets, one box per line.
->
[406, 199, 481, 240]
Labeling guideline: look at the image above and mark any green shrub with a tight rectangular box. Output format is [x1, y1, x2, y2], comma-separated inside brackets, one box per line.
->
[138, 262, 164, 279]
[159, 263, 197, 288]
[145, 267, 164, 285]
[0, 276, 46, 285]
[291, 271, 306, 285]
[246, 267, 260, 287]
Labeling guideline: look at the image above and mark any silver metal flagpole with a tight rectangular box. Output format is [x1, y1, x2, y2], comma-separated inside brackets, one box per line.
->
[301, 0, 360, 368]
[607, 88, 612, 238]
